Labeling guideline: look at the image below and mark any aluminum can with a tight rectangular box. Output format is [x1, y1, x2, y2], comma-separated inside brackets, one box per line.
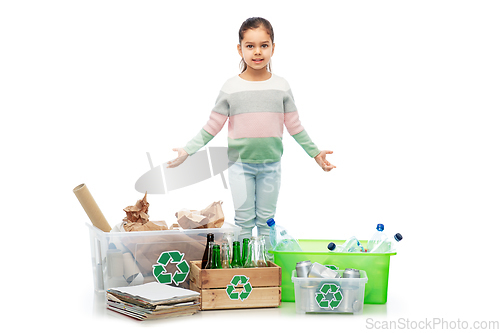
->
[336, 268, 361, 313]
[295, 260, 312, 277]
[342, 268, 361, 278]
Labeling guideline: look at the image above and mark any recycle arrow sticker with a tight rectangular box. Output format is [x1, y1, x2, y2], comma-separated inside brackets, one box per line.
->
[315, 282, 343, 309]
[152, 250, 189, 286]
[226, 275, 252, 301]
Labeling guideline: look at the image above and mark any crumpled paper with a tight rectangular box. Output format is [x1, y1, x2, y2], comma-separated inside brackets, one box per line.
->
[121, 193, 169, 232]
[175, 201, 224, 229]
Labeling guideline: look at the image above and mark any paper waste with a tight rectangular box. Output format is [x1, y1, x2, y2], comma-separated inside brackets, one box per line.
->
[106, 282, 200, 320]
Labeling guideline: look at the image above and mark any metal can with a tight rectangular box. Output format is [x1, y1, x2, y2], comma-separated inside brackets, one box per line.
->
[342, 268, 361, 278]
[295, 260, 312, 277]
[336, 268, 361, 313]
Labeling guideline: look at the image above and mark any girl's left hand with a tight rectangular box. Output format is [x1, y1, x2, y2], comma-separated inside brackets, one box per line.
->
[314, 150, 336, 172]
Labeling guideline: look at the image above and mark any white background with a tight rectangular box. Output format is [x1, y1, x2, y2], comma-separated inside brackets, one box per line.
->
[2, 0, 499, 331]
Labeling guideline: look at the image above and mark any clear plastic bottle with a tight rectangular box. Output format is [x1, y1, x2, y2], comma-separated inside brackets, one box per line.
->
[370, 233, 403, 253]
[267, 218, 302, 252]
[389, 233, 403, 252]
[367, 224, 389, 253]
[328, 237, 364, 253]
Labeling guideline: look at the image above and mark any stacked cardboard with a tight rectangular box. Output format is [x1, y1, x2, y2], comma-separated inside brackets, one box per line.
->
[106, 282, 200, 320]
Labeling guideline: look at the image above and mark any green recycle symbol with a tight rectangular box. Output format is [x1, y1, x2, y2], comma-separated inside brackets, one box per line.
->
[152, 251, 189, 286]
[225, 275, 252, 301]
[315, 283, 343, 309]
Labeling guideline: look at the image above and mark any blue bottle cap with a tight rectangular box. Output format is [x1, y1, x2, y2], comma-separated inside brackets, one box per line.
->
[377, 223, 384, 231]
[327, 242, 336, 251]
[266, 218, 275, 227]
[394, 233, 403, 241]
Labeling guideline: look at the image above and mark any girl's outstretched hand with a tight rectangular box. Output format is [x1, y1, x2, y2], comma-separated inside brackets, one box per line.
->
[166, 148, 188, 168]
[314, 150, 336, 172]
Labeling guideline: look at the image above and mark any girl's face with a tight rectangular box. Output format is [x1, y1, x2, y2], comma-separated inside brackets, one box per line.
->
[237, 27, 275, 72]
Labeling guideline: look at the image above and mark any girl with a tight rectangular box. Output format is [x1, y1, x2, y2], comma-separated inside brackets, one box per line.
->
[167, 17, 335, 243]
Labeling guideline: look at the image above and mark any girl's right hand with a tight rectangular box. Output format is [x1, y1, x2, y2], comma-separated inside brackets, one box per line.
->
[166, 148, 188, 168]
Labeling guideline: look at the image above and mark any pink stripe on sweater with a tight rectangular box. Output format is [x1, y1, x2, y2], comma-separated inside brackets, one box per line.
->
[228, 113, 284, 139]
[203, 111, 228, 136]
[284, 111, 304, 135]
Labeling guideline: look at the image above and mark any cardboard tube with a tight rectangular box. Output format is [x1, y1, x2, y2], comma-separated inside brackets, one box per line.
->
[73, 183, 112, 232]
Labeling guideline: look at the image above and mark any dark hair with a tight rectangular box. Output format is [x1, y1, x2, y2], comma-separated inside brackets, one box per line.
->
[238, 17, 274, 73]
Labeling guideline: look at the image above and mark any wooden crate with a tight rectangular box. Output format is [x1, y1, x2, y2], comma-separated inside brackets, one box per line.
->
[189, 261, 281, 310]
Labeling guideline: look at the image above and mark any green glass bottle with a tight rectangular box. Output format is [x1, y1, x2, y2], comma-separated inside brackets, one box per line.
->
[211, 244, 222, 269]
[231, 241, 242, 268]
[242, 238, 250, 268]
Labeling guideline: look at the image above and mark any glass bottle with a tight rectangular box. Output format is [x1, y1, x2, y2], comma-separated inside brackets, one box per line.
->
[231, 241, 242, 268]
[242, 238, 250, 267]
[255, 236, 268, 267]
[204, 241, 214, 269]
[245, 236, 268, 267]
[202, 233, 214, 269]
[211, 244, 222, 269]
[222, 232, 234, 258]
[221, 243, 232, 269]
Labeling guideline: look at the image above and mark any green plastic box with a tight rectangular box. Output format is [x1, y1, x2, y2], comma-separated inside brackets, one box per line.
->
[269, 239, 396, 304]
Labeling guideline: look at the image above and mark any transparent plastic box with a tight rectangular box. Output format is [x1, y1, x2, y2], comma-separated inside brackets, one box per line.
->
[87, 223, 241, 292]
[291, 269, 368, 315]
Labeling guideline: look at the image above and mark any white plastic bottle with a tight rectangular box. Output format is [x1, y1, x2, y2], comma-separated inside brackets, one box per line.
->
[371, 233, 403, 253]
[328, 236, 364, 253]
[367, 224, 389, 252]
[267, 218, 302, 252]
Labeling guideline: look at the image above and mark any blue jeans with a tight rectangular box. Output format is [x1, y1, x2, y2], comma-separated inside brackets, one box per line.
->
[228, 161, 281, 243]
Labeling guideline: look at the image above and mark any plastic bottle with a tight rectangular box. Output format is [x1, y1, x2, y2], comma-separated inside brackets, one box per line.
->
[367, 224, 389, 253]
[267, 218, 302, 252]
[327, 237, 364, 253]
[389, 233, 403, 252]
[370, 233, 403, 253]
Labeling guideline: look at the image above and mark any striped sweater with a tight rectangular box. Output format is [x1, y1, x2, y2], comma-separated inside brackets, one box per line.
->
[183, 74, 321, 163]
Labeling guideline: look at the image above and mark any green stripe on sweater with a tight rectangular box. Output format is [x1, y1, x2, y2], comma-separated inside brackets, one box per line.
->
[292, 130, 321, 158]
[228, 137, 283, 163]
